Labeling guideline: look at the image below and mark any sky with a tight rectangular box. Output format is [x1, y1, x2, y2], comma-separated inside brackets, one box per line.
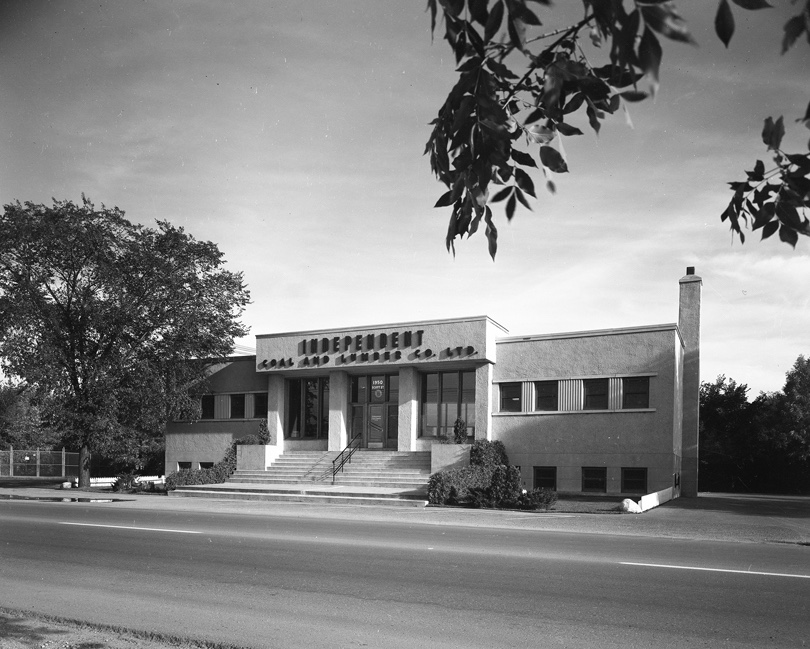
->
[1, 1, 808, 397]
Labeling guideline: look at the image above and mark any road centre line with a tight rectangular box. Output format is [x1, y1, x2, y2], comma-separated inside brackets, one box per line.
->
[620, 561, 810, 579]
[59, 522, 201, 534]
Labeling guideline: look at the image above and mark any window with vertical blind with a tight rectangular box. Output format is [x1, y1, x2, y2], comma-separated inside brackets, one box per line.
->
[499, 382, 522, 412]
[420, 370, 476, 438]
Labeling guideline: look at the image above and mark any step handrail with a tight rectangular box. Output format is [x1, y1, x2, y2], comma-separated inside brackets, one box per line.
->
[332, 432, 362, 484]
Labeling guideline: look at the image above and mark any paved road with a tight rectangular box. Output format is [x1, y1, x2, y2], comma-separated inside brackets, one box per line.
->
[1, 498, 808, 648]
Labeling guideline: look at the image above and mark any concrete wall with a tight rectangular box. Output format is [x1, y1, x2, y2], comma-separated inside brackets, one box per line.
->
[164, 420, 263, 474]
[492, 326, 682, 495]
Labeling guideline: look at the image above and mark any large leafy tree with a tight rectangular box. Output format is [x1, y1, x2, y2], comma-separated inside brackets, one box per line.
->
[426, 0, 810, 257]
[755, 354, 810, 464]
[699, 375, 757, 491]
[0, 198, 250, 486]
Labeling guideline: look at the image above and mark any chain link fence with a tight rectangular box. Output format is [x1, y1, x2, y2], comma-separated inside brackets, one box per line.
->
[0, 448, 80, 477]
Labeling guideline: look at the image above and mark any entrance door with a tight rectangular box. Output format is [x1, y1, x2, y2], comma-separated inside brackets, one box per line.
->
[367, 404, 385, 449]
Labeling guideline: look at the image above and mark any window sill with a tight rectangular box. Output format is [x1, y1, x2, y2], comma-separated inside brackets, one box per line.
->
[493, 408, 656, 416]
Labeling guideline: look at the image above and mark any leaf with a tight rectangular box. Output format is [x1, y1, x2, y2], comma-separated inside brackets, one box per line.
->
[505, 193, 516, 221]
[511, 148, 537, 168]
[546, 179, 556, 194]
[514, 168, 537, 197]
[555, 122, 583, 136]
[434, 190, 456, 208]
[507, 16, 526, 51]
[731, 0, 772, 9]
[641, 3, 696, 44]
[485, 208, 498, 259]
[526, 124, 555, 144]
[782, 15, 806, 54]
[491, 186, 513, 203]
[746, 159, 765, 181]
[778, 223, 799, 247]
[619, 90, 649, 102]
[514, 186, 533, 209]
[639, 27, 663, 87]
[715, 0, 735, 47]
[468, 0, 489, 25]
[761, 219, 779, 240]
[762, 116, 785, 150]
[797, 100, 810, 127]
[539, 145, 568, 173]
[484, 0, 504, 41]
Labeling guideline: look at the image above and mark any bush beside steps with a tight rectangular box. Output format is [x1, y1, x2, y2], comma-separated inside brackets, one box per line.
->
[428, 440, 558, 511]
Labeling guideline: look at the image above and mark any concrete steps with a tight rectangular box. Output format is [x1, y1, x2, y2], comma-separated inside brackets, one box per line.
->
[169, 450, 432, 506]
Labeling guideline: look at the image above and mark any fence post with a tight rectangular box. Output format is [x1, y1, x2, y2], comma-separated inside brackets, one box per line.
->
[62, 447, 66, 478]
[36, 448, 40, 477]
[9, 445, 13, 477]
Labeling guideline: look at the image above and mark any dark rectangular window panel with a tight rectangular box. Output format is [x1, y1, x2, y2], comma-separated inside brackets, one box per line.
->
[622, 467, 648, 493]
[253, 392, 268, 418]
[623, 377, 650, 409]
[178, 462, 192, 471]
[534, 466, 557, 490]
[351, 376, 368, 403]
[582, 467, 607, 493]
[388, 374, 399, 402]
[288, 379, 302, 438]
[583, 379, 609, 410]
[230, 394, 246, 419]
[199, 462, 214, 469]
[421, 371, 477, 437]
[534, 381, 558, 411]
[500, 382, 522, 413]
[286, 378, 329, 439]
[200, 395, 215, 419]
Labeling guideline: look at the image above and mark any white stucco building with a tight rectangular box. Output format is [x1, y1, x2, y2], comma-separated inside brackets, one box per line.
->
[166, 270, 702, 497]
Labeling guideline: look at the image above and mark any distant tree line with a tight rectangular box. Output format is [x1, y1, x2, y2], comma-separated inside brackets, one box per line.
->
[700, 355, 810, 494]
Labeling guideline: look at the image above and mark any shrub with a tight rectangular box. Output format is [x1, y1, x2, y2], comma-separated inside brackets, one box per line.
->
[427, 465, 491, 505]
[164, 434, 265, 491]
[466, 465, 522, 509]
[470, 440, 509, 469]
[453, 418, 468, 444]
[514, 488, 558, 511]
[111, 472, 141, 493]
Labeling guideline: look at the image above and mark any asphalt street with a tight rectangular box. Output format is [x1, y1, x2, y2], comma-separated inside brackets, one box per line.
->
[1, 494, 808, 649]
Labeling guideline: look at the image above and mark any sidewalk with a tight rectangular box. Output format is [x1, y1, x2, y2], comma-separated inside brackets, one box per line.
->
[1, 478, 808, 545]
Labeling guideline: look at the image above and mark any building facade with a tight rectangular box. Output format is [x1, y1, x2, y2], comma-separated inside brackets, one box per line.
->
[165, 270, 702, 496]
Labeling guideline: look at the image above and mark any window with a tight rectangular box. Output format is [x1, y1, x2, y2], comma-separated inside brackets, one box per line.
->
[534, 381, 558, 411]
[199, 462, 214, 470]
[623, 377, 650, 409]
[178, 461, 192, 471]
[421, 371, 476, 437]
[351, 375, 398, 404]
[621, 468, 647, 493]
[286, 377, 329, 439]
[230, 393, 246, 419]
[499, 382, 522, 412]
[582, 467, 607, 492]
[583, 379, 608, 410]
[201, 395, 215, 419]
[534, 466, 557, 490]
[253, 392, 268, 418]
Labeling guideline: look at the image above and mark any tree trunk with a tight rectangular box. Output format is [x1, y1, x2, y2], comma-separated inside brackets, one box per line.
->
[79, 444, 91, 488]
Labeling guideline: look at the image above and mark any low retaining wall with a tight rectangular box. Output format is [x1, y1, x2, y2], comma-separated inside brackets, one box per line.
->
[639, 486, 674, 512]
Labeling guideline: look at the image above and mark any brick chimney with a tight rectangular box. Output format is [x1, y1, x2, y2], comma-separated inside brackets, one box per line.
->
[679, 267, 702, 497]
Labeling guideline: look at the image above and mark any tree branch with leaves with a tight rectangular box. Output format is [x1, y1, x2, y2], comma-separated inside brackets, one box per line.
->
[425, 0, 810, 258]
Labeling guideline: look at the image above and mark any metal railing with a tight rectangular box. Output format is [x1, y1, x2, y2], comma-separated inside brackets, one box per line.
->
[331, 433, 362, 484]
[0, 447, 80, 478]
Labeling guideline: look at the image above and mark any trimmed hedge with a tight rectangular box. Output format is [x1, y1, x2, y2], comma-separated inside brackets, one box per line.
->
[165, 433, 265, 491]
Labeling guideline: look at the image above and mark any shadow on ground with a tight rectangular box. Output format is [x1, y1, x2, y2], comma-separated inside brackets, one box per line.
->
[666, 493, 810, 518]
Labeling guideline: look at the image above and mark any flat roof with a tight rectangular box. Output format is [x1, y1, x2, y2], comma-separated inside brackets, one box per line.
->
[255, 315, 509, 339]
